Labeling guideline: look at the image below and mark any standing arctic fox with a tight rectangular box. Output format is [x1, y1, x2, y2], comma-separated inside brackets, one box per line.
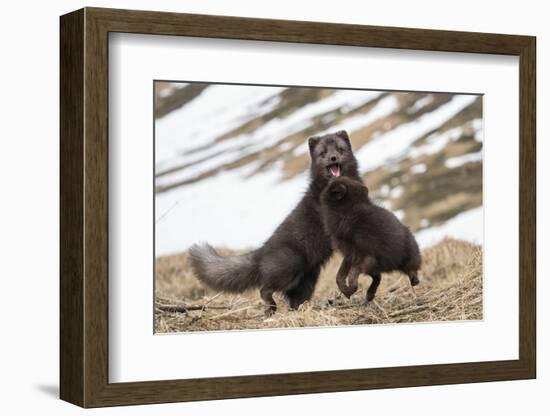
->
[189, 131, 362, 316]
[320, 176, 421, 302]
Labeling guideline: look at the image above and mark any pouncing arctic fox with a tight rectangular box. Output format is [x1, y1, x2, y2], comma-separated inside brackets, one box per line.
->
[320, 176, 421, 302]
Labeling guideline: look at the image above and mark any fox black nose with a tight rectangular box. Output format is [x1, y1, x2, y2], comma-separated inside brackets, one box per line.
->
[330, 155, 337, 162]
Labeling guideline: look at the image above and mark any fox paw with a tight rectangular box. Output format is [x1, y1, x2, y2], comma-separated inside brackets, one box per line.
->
[264, 307, 276, 318]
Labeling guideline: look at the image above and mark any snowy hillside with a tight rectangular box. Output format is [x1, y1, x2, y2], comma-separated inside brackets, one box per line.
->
[154, 82, 483, 256]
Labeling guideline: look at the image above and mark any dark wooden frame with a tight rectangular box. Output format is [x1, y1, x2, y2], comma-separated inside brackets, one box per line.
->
[60, 7, 536, 408]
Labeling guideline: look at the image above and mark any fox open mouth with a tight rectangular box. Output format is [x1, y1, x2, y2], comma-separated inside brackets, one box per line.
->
[328, 164, 341, 177]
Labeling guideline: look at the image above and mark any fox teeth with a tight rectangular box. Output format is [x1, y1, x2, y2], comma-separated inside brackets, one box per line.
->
[329, 164, 341, 177]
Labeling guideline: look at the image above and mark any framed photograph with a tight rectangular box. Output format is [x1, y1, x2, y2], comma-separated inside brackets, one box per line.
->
[60, 7, 536, 408]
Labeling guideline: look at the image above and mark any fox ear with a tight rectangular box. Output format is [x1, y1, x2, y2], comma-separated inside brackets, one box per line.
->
[335, 130, 352, 150]
[308, 136, 320, 155]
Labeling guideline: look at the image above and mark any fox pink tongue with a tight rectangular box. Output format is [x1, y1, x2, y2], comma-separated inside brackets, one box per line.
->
[330, 165, 341, 177]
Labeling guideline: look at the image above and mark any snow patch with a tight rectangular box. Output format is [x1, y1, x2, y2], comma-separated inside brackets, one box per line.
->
[378, 184, 390, 197]
[473, 119, 484, 142]
[158, 89, 383, 187]
[408, 94, 434, 113]
[314, 95, 398, 139]
[278, 142, 294, 152]
[445, 152, 482, 169]
[156, 163, 309, 255]
[389, 186, 404, 199]
[292, 92, 391, 156]
[410, 163, 427, 174]
[156, 85, 285, 169]
[356, 95, 478, 173]
[414, 207, 483, 248]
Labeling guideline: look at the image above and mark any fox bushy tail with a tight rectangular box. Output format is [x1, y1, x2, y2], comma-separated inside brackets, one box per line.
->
[188, 243, 260, 293]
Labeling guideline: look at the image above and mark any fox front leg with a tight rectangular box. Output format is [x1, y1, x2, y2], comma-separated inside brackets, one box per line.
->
[335, 257, 353, 298]
[345, 266, 361, 298]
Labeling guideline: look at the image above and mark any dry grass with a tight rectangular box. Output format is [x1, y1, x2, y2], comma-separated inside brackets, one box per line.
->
[155, 238, 482, 333]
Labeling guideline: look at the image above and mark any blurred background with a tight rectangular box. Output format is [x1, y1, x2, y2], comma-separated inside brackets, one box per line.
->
[154, 82, 483, 257]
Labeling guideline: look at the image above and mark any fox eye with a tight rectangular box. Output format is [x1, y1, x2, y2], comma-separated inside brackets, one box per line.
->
[337, 147, 344, 154]
[320, 151, 327, 157]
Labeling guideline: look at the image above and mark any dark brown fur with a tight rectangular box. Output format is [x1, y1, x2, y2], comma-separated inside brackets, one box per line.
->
[189, 131, 363, 316]
[320, 177, 421, 302]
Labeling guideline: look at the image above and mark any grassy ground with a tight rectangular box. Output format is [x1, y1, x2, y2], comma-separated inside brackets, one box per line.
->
[155, 238, 482, 333]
